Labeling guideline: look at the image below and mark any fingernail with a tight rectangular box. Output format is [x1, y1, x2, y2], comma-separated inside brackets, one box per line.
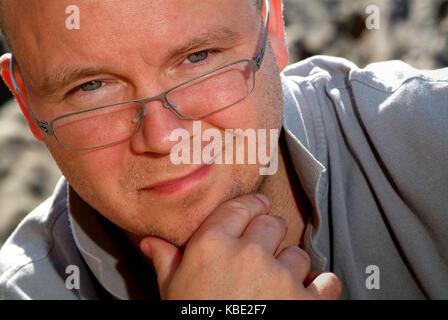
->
[254, 194, 270, 207]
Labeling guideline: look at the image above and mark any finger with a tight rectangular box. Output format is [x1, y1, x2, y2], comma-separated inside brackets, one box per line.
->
[194, 194, 270, 239]
[241, 215, 287, 254]
[306, 272, 342, 300]
[140, 236, 183, 296]
[276, 245, 311, 283]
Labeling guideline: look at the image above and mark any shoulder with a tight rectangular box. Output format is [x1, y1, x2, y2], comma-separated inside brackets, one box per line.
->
[283, 55, 448, 137]
[282, 56, 448, 199]
[284, 55, 448, 212]
[283, 54, 447, 99]
[284, 54, 447, 93]
[0, 178, 80, 299]
[283, 55, 358, 87]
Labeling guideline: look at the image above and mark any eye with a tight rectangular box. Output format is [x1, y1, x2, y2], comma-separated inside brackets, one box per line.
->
[185, 50, 210, 64]
[79, 80, 103, 91]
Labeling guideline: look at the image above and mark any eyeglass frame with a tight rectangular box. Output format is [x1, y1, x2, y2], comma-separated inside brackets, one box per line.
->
[9, 0, 270, 151]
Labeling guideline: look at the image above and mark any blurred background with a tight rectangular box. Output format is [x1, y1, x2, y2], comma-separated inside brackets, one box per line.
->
[0, 0, 447, 246]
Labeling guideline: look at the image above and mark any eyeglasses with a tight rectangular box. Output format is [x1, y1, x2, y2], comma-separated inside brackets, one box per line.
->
[10, 0, 270, 151]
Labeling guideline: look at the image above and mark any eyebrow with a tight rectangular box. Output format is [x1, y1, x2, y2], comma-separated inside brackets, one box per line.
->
[41, 66, 103, 96]
[41, 25, 243, 96]
[171, 25, 243, 58]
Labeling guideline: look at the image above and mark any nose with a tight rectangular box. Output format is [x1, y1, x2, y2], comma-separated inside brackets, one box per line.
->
[130, 99, 192, 154]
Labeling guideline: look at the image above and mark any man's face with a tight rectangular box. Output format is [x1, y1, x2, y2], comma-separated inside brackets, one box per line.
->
[10, 0, 284, 247]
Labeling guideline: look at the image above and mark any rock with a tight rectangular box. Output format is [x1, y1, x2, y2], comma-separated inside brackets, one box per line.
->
[283, 0, 448, 69]
[0, 100, 61, 246]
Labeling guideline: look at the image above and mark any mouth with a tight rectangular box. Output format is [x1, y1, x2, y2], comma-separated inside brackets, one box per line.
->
[140, 163, 214, 195]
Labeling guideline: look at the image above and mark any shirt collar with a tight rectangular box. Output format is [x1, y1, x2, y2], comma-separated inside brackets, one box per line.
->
[281, 73, 328, 270]
[67, 184, 159, 300]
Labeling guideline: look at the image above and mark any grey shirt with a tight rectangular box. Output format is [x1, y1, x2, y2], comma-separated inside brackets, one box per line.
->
[1, 56, 447, 299]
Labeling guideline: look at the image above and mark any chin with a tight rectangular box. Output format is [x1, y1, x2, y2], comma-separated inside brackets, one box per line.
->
[124, 164, 265, 248]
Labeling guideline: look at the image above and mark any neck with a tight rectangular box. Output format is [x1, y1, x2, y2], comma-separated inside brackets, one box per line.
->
[258, 135, 309, 253]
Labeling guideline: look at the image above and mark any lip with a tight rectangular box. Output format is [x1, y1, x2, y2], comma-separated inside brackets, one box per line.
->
[140, 163, 214, 195]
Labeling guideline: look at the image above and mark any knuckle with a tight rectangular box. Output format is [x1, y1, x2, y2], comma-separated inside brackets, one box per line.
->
[191, 228, 224, 249]
[238, 240, 270, 263]
[286, 245, 311, 265]
[225, 198, 249, 210]
[224, 201, 253, 220]
[253, 215, 286, 233]
[297, 247, 312, 264]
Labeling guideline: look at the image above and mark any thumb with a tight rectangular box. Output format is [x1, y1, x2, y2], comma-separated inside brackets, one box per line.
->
[140, 236, 183, 296]
[306, 272, 342, 300]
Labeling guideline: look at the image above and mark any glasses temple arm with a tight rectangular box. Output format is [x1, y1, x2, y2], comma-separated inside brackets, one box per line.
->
[9, 55, 49, 133]
[254, 0, 270, 69]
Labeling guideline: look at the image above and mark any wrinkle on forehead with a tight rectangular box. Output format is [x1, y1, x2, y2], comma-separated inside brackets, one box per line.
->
[4, 0, 260, 92]
[0, 0, 260, 49]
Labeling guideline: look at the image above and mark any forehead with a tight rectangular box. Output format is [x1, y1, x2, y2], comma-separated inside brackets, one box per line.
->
[8, 0, 258, 59]
[8, 0, 260, 90]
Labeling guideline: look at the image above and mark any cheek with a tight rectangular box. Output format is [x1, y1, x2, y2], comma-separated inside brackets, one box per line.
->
[201, 94, 269, 131]
[46, 138, 127, 194]
[203, 64, 282, 132]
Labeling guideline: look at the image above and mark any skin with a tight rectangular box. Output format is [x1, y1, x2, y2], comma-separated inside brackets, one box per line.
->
[0, 0, 341, 299]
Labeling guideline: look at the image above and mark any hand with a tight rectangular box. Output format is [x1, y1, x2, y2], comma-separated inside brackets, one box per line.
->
[139, 194, 341, 299]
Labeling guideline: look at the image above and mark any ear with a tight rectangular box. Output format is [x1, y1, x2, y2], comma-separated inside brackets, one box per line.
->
[265, 0, 289, 71]
[0, 54, 44, 142]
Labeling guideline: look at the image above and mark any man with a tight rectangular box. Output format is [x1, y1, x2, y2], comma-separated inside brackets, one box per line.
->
[0, 0, 446, 300]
